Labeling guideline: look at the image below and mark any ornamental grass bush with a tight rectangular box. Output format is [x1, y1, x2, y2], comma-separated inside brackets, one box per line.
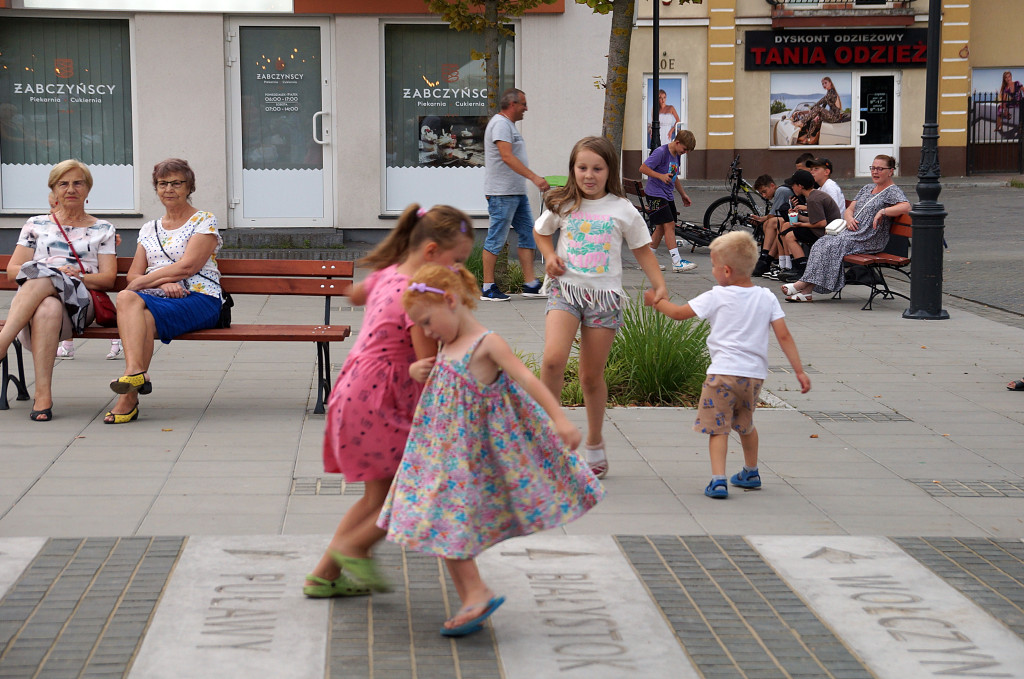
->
[525, 294, 710, 408]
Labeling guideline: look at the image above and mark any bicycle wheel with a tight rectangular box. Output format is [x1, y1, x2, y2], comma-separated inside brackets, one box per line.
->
[703, 196, 758, 236]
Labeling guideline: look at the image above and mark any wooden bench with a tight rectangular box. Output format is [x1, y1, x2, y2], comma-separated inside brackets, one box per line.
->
[835, 213, 912, 310]
[1, 255, 353, 413]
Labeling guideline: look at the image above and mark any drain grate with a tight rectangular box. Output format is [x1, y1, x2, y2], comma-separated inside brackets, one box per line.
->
[291, 477, 365, 496]
[769, 365, 821, 374]
[801, 411, 911, 423]
[910, 479, 1024, 497]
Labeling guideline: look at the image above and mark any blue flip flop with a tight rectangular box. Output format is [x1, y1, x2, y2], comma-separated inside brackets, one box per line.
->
[440, 596, 505, 637]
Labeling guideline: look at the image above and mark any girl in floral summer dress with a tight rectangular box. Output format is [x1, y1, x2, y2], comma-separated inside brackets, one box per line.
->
[379, 263, 604, 637]
[535, 136, 668, 479]
[303, 204, 475, 599]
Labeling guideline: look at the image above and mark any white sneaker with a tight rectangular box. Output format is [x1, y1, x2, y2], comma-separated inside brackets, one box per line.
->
[106, 341, 123, 360]
[656, 263, 666, 271]
[672, 259, 698, 272]
[56, 343, 74, 359]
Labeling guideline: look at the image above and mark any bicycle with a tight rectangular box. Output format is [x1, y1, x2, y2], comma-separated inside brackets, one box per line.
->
[702, 155, 771, 244]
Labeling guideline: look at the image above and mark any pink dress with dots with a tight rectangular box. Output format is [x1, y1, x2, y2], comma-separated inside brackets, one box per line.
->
[322, 264, 424, 481]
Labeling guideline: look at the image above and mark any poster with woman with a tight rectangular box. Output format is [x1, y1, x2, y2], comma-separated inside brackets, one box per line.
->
[971, 67, 1024, 138]
[769, 73, 852, 147]
[643, 76, 685, 153]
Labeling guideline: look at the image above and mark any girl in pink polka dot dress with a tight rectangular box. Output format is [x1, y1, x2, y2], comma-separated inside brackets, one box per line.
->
[303, 204, 475, 599]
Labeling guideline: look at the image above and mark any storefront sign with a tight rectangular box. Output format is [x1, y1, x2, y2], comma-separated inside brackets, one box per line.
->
[745, 29, 928, 71]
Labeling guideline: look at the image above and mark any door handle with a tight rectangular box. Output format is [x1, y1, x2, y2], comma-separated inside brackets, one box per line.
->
[312, 111, 328, 145]
[858, 119, 868, 137]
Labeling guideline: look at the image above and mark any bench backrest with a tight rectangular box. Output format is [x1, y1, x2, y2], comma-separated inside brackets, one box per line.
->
[883, 213, 912, 258]
[0, 255, 354, 296]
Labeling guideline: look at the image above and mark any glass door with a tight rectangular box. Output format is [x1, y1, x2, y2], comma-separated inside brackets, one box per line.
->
[228, 18, 333, 226]
[854, 73, 900, 176]
[641, 74, 688, 176]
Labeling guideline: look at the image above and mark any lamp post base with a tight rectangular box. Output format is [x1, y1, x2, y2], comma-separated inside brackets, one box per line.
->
[902, 307, 949, 320]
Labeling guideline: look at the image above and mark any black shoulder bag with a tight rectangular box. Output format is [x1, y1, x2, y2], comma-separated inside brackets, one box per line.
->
[152, 219, 233, 328]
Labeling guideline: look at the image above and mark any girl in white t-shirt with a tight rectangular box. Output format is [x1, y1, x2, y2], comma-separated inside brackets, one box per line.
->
[535, 136, 668, 479]
[645, 231, 811, 499]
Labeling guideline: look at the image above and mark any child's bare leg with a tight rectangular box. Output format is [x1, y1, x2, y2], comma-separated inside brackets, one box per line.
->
[709, 433, 729, 477]
[578, 324, 616, 447]
[444, 558, 493, 628]
[739, 428, 759, 469]
[307, 477, 391, 584]
[650, 223, 665, 250]
[540, 310, 581, 401]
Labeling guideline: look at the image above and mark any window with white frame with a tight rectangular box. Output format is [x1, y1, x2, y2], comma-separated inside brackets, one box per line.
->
[0, 17, 134, 212]
[382, 23, 514, 213]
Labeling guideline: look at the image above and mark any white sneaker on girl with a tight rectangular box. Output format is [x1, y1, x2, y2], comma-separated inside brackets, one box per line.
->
[56, 341, 74, 359]
[106, 340, 123, 360]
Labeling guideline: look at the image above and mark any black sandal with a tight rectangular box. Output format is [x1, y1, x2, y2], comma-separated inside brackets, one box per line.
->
[29, 408, 53, 422]
[1008, 379, 1024, 391]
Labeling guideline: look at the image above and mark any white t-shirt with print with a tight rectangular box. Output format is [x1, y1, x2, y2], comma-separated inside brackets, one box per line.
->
[138, 211, 223, 299]
[534, 193, 651, 309]
[687, 285, 785, 380]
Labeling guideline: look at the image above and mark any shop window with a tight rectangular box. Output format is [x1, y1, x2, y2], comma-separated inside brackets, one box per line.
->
[383, 24, 514, 213]
[0, 17, 134, 212]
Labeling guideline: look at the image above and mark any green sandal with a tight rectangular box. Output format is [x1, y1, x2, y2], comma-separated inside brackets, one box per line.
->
[302, 572, 370, 598]
[329, 550, 392, 592]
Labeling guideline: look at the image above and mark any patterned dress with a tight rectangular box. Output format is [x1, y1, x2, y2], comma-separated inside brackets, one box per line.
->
[15, 215, 116, 344]
[322, 264, 423, 482]
[378, 331, 605, 560]
[801, 87, 845, 142]
[801, 183, 908, 294]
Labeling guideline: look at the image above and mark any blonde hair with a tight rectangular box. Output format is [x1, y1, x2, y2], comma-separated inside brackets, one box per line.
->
[544, 136, 624, 216]
[360, 204, 474, 270]
[710, 231, 758, 276]
[47, 159, 93, 191]
[402, 263, 481, 311]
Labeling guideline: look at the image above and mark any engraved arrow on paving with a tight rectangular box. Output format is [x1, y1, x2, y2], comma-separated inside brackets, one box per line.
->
[803, 547, 873, 564]
[499, 548, 593, 559]
[223, 549, 303, 560]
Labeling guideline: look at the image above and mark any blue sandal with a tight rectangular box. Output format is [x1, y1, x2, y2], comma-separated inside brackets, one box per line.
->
[440, 595, 505, 637]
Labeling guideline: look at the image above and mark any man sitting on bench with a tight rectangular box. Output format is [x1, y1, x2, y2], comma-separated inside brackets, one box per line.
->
[778, 169, 841, 283]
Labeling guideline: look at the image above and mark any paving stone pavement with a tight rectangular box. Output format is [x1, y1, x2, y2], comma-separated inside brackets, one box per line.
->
[2, 178, 1024, 677]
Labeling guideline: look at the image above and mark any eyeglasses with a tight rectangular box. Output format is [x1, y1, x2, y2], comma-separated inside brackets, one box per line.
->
[156, 180, 187, 190]
[868, 166, 893, 173]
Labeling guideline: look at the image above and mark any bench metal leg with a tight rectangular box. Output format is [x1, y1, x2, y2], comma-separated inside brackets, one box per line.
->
[1, 339, 31, 410]
[314, 341, 331, 415]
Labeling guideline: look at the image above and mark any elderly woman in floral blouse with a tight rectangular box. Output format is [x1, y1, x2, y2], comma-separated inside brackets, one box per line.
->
[0, 159, 116, 421]
[105, 158, 224, 424]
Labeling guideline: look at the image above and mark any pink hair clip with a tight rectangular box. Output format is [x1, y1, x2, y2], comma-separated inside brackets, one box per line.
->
[408, 282, 446, 295]
[417, 207, 428, 218]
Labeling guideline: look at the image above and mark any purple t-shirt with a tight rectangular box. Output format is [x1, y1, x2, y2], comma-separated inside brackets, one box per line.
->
[642, 144, 680, 200]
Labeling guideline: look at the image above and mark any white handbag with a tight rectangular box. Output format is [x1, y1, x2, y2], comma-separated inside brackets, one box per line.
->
[825, 218, 847, 235]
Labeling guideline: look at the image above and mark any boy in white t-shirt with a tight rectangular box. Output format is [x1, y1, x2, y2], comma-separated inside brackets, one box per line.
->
[645, 231, 810, 499]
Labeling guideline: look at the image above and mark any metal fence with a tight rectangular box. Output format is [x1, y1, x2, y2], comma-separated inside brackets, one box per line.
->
[967, 92, 1023, 175]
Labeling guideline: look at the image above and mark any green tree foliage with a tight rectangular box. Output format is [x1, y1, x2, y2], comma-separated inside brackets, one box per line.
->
[425, 0, 557, 115]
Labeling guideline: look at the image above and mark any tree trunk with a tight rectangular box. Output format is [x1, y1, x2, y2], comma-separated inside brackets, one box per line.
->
[602, 0, 635, 160]
[484, 0, 500, 116]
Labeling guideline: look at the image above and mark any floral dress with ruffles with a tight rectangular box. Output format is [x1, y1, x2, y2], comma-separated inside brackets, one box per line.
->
[378, 331, 604, 559]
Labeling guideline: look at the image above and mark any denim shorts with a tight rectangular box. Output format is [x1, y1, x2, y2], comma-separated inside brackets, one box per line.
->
[545, 280, 624, 330]
[484, 194, 536, 255]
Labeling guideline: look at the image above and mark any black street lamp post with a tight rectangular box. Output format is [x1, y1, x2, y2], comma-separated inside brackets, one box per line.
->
[904, 0, 949, 320]
[650, 0, 660, 153]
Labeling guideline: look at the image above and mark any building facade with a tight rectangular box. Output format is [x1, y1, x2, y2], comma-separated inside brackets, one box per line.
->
[0, 0, 610, 240]
[624, 0, 1021, 181]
